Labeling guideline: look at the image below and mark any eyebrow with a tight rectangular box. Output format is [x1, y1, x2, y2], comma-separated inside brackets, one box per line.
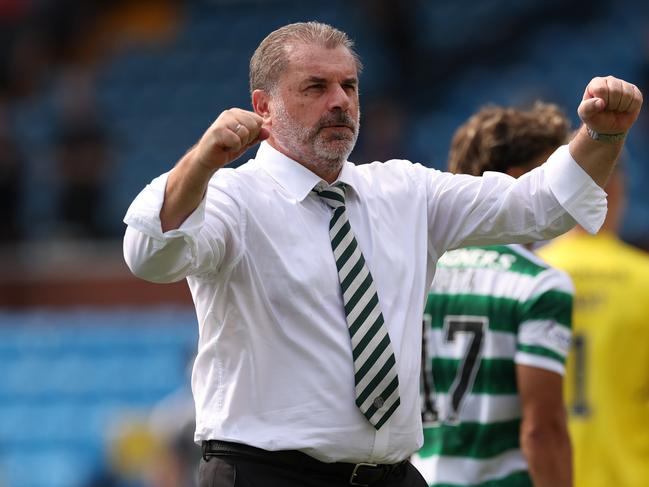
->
[304, 76, 358, 85]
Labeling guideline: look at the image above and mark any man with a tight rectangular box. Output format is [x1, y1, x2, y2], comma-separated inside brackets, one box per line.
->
[122, 21, 642, 487]
[538, 161, 649, 487]
[412, 103, 574, 487]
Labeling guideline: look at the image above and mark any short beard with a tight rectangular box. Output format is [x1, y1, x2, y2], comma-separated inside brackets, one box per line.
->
[272, 99, 359, 177]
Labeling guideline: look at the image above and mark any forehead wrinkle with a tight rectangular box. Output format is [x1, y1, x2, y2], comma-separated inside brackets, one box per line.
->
[284, 43, 357, 78]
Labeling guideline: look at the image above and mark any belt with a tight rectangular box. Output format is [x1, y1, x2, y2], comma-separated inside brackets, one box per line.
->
[201, 439, 407, 486]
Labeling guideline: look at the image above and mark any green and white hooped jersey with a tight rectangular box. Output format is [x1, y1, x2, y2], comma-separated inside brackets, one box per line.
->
[413, 245, 573, 487]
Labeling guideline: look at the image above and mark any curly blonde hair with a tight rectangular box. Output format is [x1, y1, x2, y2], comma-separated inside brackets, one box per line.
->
[448, 102, 571, 176]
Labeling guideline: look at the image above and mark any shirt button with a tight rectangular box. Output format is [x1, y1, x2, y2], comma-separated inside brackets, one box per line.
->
[373, 396, 385, 408]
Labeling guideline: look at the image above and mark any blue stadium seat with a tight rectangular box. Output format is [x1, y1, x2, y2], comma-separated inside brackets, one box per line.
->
[0, 309, 197, 487]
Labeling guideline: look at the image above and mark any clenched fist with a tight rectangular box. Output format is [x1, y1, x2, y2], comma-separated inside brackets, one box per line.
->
[160, 108, 269, 231]
[193, 108, 271, 171]
[578, 76, 643, 136]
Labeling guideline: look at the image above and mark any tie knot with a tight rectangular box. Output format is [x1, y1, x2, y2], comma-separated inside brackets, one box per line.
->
[314, 183, 346, 209]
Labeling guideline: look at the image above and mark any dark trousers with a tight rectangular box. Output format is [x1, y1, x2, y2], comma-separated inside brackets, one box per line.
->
[198, 453, 427, 487]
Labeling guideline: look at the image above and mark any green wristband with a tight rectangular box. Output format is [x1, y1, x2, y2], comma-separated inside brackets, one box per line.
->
[586, 127, 627, 143]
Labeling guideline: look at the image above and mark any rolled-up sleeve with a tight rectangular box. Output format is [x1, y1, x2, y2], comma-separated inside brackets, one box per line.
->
[123, 172, 241, 283]
[543, 145, 607, 234]
[423, 144, 607, 253]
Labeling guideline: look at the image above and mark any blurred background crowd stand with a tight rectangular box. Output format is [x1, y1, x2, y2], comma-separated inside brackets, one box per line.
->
[1, 0, 649, 486]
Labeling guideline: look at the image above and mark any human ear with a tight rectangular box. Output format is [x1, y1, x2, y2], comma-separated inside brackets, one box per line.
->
[252, 89, 271, 118]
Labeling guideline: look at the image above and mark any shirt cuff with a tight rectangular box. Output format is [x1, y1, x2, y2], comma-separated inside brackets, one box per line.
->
[123, 172, 207, 240]
[544, 145, 607, 234]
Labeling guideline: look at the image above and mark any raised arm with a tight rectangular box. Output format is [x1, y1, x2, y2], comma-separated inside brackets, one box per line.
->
[160, 108, 269, 231]
[569, 76, 643, 187]
[123, 108, 268, 282]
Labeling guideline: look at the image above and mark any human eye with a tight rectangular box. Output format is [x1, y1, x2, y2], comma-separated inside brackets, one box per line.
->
[342, 82, 358, 94]
[306, 83, 326, 92]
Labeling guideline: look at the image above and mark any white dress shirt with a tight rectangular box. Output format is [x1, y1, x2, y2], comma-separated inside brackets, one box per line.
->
[123, 141, 605, 464]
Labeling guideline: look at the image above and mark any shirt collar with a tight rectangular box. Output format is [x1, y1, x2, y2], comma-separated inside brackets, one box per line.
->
[256, 141, 359, 201]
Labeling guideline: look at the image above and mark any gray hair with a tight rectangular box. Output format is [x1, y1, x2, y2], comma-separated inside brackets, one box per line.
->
[249, 21, 363, 95]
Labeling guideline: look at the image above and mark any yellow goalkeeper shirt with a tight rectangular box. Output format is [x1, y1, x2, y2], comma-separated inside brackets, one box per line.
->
[539, 232, 649, 487]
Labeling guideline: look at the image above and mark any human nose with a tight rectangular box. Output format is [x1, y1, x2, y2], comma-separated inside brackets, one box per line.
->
[327, 84, 351, 111]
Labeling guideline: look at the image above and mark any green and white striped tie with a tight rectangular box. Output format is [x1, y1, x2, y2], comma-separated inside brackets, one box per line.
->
[315, 183, 400, 429]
